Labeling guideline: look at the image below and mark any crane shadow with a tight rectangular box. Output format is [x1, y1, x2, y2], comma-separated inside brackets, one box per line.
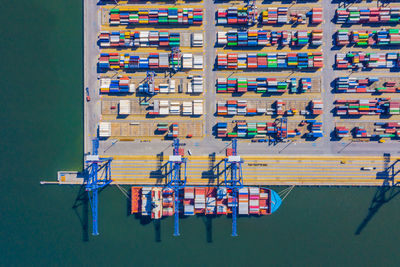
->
[203, 216, 214, 243]
[150, 152, 168, 184]
[72, 184, 89, 242]
[201, 153, 225, 185]
[355, 154, 400, 235]
[355, 185, 400, 235]
[154, 219, 161, 242]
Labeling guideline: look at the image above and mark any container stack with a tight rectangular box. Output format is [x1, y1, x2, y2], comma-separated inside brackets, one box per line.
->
[311, 30, 323, 46]
[157, 123, 169, 133]
[311, 8, 323, 24]
[294, 30, 309, 46]
[336, 30, 350, 45]
[307, 120, 323, 138]
[182, 53, 193, 69]
[193, 55, 203, 69]
[190, 76, 204, 93]
[335, 29, 400, 46]
[169, 101, 181, 115]
[100, 77, 134, 94]
[238, 188, 249, 215]
[217, 54, 227, 68]
[376, 81, 400, 93]
[206, 191, 216, 215]
[193, 100, 204, 115]
[217, 32, 227, 45]
[335, 52, 399, 69]
[311, 100, 324, 115]
[335, 7, 400, 24]
[141, 188, 152, 216]
[351, 30, 374, 46]
[168, 123, 179, 138]
[355, 127, 368, 138]
[109, 8, 203, 25]
[217, 122, 228, 137]
[217, 30, 322, 47]
[216, 7, 257, 25]
[261, 7, 288, 24]
[379, 122, 400, 138]
[335, 98, 400, 115]
[162, 189, 174, 217]
[99, 122, 112, 138]
[335, 77, 378, 93]
[215, 77, 310, 94]
[249, 188, 260, 215]
[99, 53, 202, 70]
[184, 187, 195, 216]
[237, 122, 248, 138]
[388, 101, 400, 115]
[118, 100, 131, 115]
[217, 100, 254, 116]
[335, 126, 350, 138]
[216, 188, 227, 215]
[300, 78, 312, 93]
[182, 101, 193, 116]
[276, 100, 285, 115]
[217, 53, 323, 69]
[216, 78, 228, 93]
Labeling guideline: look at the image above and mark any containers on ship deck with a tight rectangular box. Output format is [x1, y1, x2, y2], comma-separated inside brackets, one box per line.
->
[131, 187, 280, 218]
[131, 187, 141, 214]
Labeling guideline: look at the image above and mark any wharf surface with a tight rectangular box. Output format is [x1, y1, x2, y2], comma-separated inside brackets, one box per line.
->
[45, 155, 400, 187]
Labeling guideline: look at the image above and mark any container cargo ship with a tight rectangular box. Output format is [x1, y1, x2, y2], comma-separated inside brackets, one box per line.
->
[131, 186, 281, 217]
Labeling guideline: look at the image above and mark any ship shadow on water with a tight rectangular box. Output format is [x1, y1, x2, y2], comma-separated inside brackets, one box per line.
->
[355, 154, 400, 235]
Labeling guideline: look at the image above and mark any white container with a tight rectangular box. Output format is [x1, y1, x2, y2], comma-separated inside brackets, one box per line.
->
[99, 122, 111, 137]
[119, 100, 131, 115]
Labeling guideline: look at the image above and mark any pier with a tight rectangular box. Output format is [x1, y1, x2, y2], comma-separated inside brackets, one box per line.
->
[43, 155, 400, 187]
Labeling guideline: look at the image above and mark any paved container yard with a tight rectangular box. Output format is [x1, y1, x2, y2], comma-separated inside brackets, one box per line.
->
[74, 0, 400, 186]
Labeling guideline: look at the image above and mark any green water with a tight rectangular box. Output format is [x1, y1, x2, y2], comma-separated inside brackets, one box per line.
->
[1, 1, 400, 266]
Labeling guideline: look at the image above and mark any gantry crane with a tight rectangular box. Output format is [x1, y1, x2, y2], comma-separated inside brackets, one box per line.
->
[171, 47, 182, 72]
[246, 0, 257, 26]
[223, 138, 243, 236]
[166, 138, 187, 236]
[276, 117, 288, 141]
[84, 138, 113, 235]
[141, 71, 156, 95]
